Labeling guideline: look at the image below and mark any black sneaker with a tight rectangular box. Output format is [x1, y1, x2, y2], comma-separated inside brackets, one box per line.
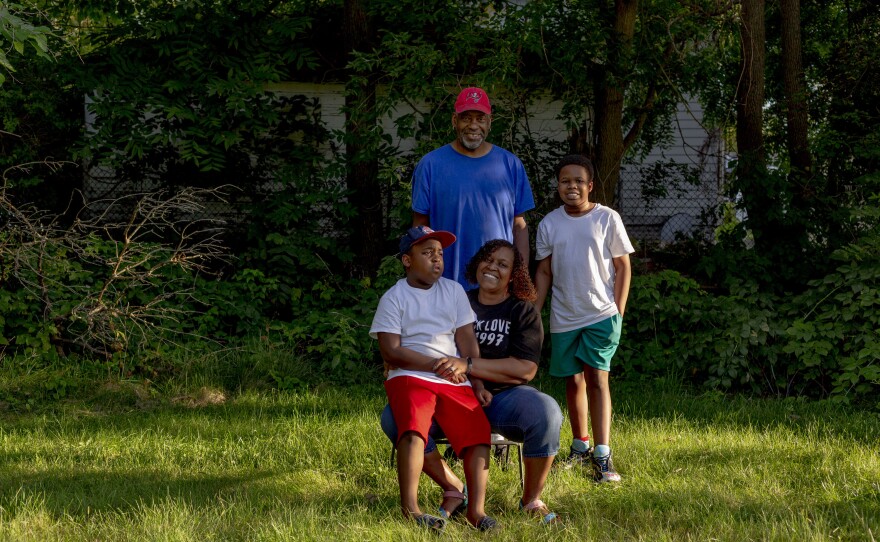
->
[590, 452, 621, 483]
[564, 446, 592, 467]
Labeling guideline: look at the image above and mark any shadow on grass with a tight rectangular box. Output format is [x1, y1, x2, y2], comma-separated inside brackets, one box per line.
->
[535, 375, 880, 448]
[1, 383, 385, 435]
[553, 477, 880, 538]
[0, 467, 277, 516]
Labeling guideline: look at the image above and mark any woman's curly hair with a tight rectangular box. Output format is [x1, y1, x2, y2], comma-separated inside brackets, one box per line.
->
[465, 239, 537, 302]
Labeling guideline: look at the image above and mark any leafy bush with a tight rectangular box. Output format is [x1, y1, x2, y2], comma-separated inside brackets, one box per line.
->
[620, 238, 879, 406]
[782, 235, 880, 403]
[619, 271, 784, 392]
[248, 255, 403, 385]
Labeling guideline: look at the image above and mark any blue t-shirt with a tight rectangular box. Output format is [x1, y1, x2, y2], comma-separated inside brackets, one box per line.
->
[411, 144, 535, 290]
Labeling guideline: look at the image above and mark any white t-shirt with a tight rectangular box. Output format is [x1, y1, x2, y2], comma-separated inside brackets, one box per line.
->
[370, 277, 475, 386]
[536, 204, 635, 333]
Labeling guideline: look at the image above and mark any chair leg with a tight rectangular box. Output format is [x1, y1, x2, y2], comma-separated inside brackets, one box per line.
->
[390, 445, 396, 469]
[443, 444, 459, 463]
[516, 444, 524, 490]
[493, 444, 510, 468]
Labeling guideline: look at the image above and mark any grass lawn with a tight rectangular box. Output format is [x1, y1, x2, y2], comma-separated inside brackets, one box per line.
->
[0, 379, 877, 541]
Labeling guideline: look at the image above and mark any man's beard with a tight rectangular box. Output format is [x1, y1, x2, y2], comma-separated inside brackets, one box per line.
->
[459, 132, 485, 150]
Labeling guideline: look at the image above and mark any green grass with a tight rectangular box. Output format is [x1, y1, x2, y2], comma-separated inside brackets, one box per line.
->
[0, 379, 878, 541]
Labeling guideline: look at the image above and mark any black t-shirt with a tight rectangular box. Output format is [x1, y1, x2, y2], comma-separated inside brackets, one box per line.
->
[467, 289, 544, 394]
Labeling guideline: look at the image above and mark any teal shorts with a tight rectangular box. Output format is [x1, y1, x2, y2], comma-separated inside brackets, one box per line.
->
[549, 314, 622, 376]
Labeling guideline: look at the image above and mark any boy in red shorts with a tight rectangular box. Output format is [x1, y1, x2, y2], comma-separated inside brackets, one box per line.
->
[370, 226, 497, 533]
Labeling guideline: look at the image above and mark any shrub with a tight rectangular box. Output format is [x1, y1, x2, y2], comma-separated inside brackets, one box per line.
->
[0, 188, 227, 370]
[619, 271, 785, 392]
[782, 235, 880, 403]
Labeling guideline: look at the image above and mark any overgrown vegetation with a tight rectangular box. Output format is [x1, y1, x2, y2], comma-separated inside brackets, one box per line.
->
[0, 1, 878, 409]
[622, 228, 880, 405]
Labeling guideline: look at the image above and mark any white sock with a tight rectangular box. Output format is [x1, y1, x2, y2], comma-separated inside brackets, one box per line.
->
[593, 444, 611, 457]
[571, 438, 590, 453]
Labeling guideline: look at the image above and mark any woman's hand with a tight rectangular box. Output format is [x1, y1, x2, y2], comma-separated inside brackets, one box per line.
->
[474, 387, 493, 407]
[433, 356, 467, 381]
[449, 372, 468, 384]
[470, 377, 492, 406]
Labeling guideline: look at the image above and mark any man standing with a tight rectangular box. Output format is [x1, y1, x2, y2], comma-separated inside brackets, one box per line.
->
[411, 87, 535, 290]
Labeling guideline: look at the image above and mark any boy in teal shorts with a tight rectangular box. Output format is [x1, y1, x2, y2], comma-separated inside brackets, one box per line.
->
[534, 155, 634, 483]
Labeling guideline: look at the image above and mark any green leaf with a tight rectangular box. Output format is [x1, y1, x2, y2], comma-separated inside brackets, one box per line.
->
[0, 49, 14, 71]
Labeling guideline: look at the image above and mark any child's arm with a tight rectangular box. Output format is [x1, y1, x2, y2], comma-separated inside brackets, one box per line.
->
[453, 322, 480, 360]
[377, 332, 445, 372]
[456, 324, 492, 406]
[423, 324, 477, 384]
[612, 254, 632, 318]
[534, 255, 553, 311]
[426, 323, 478, 379]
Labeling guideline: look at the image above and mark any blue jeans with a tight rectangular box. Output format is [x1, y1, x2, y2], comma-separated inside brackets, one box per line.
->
[381, 385, 562, 458]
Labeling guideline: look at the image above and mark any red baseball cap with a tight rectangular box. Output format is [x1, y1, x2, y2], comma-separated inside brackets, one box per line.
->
[454, 87, 491, 115]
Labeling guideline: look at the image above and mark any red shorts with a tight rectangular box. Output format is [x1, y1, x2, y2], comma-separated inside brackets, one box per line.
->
[385, 376, 490, 454]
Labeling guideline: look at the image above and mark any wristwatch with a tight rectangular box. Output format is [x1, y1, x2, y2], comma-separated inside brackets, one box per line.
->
[466, 357, 473, 375]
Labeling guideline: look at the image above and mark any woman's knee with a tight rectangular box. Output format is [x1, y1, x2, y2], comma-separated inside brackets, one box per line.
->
[380, 404, 397, 443]
[517, 393, 563, 453]
[534, 394, 563, 435]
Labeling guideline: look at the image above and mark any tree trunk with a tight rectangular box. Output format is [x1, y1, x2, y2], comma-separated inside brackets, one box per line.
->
[779, 0, 812, 181]
[735, 0, 768, 244]
[594, 85, 625, 206]
[344, 0, 383, 276]
[593, 0, 638, 206]
[775, 0, 813, 263]
[736, 0, 766, 175]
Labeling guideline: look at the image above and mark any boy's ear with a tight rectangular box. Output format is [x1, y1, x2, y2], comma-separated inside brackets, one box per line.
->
[401, 253, 411, 269]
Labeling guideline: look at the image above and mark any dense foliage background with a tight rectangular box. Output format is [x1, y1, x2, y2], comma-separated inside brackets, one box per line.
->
[1, 0, 877, 409]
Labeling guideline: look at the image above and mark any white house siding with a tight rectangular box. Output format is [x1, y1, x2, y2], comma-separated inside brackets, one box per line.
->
[266, 82, 424, 155]
[618, 99, 724, 243]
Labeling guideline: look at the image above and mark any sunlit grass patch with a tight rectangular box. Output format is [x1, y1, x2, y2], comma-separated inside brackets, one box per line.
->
[0, 381, 877, 541]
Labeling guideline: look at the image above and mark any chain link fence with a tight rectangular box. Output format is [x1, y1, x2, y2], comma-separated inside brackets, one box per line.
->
[72, 86, 729, 252]
[78, 159, 728, 251]
[617, 140, 727, 247]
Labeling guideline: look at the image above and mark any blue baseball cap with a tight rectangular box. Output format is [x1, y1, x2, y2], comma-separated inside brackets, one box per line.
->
[398, 226, 456, 258]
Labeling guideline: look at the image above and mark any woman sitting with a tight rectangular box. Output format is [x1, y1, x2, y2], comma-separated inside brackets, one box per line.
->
[381, 239, 563, 523]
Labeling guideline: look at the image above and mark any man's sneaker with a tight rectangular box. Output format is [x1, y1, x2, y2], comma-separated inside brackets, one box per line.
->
[564, 446, 592, 467]
[590, 452, 621, 483]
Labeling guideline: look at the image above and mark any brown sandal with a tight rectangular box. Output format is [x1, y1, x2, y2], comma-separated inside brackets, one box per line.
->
[414, 513, 447, 534]
[474, 515, 499, 531]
